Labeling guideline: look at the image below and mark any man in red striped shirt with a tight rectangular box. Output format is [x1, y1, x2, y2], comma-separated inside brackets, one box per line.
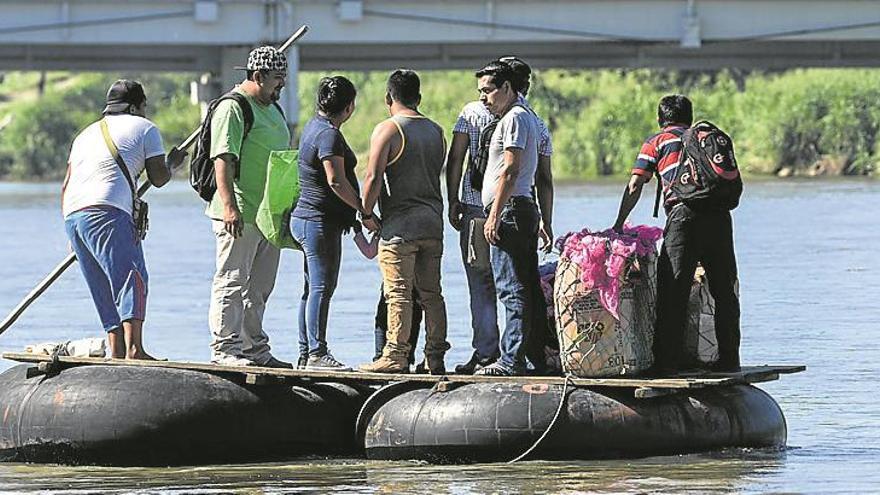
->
[632, 122, 687, 212]
[613, 95, 741, 375]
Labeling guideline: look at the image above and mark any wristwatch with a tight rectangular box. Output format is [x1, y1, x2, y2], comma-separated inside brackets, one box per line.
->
[359, 210, 373, 222]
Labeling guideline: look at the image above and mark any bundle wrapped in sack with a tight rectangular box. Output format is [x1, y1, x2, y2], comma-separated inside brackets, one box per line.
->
[683, 265, 739, 366]
[553, 225, 662, 377]
[256, 150, 301, 250]
[25, 337, 106, 358]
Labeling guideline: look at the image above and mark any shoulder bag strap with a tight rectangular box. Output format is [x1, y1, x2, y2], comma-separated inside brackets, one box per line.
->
[99, 119, 137, 206]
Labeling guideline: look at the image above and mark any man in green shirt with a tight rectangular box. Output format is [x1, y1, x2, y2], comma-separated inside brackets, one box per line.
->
[207, 46, 292, 368]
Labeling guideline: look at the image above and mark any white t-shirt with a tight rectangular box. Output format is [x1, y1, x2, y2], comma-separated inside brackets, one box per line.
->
[63, 114, 164, 217]
[481, 105, 540, 207]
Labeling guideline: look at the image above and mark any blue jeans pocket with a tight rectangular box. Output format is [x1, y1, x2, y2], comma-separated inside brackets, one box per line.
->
[291, 217, 307, 245]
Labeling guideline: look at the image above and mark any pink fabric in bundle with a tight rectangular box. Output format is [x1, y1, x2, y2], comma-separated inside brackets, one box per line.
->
[557, 224, 663, 318]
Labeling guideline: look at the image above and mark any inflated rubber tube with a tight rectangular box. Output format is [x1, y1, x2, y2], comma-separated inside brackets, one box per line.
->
[363, 382, 786, 463]
[0, 364, 369, 466]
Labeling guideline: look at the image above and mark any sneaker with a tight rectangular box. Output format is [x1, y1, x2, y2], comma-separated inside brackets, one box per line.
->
[211, 355, 257, 367]
[296, 354, 309, 370]
[474, 362, 513, 376]
[259, 356, 294, 369]
[454, 352, 498, 375]
[305, 353, 351, 371]
[359, 356, 408, 374]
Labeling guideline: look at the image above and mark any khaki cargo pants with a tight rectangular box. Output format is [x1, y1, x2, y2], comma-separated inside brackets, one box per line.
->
[208, 221, 279, 363]
[377, 238, 450, 362]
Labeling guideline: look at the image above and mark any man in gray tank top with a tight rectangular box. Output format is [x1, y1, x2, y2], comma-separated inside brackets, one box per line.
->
[359, 69, 450, 374]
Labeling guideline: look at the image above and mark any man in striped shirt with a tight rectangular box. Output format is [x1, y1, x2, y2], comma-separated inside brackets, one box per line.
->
[445, 57, 554, 374]
[613, 95, 741, 375]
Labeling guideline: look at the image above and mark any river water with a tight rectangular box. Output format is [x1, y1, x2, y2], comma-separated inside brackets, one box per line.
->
[0, 180, 877, 494]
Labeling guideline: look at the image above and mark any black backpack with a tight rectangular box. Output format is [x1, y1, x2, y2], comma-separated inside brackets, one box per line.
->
[468, 116, 500, 192]
[655, 121, 743, 215]
[189, 92, 285, 202]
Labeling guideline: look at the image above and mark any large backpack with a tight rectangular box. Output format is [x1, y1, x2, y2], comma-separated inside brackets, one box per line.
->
[468, 116, 500, 192]
[658, 120, 743, 214]
[190, 92, 285, 202]
[190, 92, 255, 202]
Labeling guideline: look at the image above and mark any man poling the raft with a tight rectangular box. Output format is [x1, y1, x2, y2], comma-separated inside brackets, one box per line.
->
[0, 26, 311, 358]
[60, 79, 179, 360]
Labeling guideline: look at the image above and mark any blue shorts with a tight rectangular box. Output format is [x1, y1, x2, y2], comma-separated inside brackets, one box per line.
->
[64, 206, 148, 332]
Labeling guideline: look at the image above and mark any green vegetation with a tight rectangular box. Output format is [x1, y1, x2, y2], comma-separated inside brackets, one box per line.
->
[1, 68, 878, 181]
[0, 72, 199, 180]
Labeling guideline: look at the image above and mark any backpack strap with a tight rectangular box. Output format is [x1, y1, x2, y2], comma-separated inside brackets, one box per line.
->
[216, 92, 255, 180]
[651, 126, 689, 218]
[99, 119, 137, 206]
[221, 93, 286, 157]
[652, 170, 662, 218]
[223, 92, 255, 146]
[272, 101, 285, 120]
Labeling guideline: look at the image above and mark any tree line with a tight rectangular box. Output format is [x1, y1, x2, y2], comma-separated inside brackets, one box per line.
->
[1, 68, 877, 181]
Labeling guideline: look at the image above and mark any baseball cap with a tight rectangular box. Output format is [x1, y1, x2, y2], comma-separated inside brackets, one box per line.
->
[102, 79, 146, 115]
[234, 46, 288, 72]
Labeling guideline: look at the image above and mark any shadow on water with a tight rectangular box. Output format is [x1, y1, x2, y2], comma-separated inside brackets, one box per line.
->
[0, 449, 788, 494]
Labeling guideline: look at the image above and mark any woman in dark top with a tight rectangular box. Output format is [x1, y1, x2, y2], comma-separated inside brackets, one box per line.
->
[292, 76, 378, 370]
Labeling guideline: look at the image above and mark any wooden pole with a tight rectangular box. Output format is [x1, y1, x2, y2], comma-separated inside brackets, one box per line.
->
[0, 25, 310, 337]
[0, 255, 76, 334]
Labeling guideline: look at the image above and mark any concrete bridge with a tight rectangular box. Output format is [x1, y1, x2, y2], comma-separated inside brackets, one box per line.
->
[3, 0, 880, 124]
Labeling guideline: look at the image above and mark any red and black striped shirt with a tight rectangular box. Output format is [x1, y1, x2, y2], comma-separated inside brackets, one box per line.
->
[632, 125, 688, 210]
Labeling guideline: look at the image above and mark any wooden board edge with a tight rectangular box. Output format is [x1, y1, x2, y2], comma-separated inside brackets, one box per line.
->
[0, 353, 792, 390]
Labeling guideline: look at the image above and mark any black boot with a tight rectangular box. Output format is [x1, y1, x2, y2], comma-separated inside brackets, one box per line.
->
[454, 352, 497, 375]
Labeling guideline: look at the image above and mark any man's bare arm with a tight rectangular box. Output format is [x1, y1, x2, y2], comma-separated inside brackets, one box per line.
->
[536, 154, 554, 252]
[444, 132, 469, 231]
[613, 174, 650, 232]
[214, 153, 242, 238]
[144, 155, 171, 188]
[361, 121, 399, 223]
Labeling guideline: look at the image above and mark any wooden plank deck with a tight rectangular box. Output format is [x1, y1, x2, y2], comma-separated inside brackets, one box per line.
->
[2, 352, 805, 390]
[2, 352, 804, 390]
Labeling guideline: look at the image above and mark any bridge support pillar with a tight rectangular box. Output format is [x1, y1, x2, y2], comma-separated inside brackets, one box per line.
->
[281, 45, 300, 137]
[220, 46, 251, 94]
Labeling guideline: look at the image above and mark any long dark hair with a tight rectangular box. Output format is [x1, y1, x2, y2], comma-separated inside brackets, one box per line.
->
[316, 76, 357, 116]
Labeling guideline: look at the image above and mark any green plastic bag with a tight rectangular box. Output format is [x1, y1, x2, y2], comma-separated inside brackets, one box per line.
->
[256, 150, 301, 250]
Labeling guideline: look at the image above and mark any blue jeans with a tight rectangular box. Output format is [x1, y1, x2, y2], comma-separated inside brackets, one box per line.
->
[487, 198, 540, 370]
[458, 204, 500, 360]
[291, 217, 342, 356]
[64, 206, 148, 332]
